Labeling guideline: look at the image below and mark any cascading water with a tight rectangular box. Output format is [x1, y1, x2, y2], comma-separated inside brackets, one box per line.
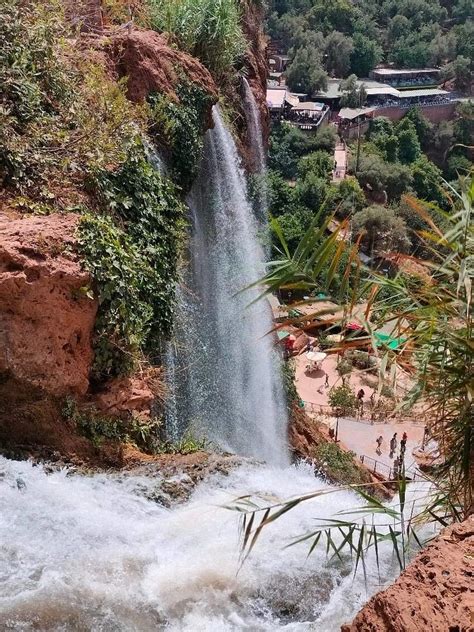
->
[168, 107, 288, 466]
[0, 456, 430, 631]
[242, 78, 268, 223]
[242, 78, 266, 177]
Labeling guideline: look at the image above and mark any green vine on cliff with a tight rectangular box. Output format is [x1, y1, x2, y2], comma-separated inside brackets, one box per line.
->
[78, 145, 186, 380]
[148, 79, 214, 190]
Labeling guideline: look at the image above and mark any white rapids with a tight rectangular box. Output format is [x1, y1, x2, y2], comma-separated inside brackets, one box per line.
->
[0, 456, 431, 631]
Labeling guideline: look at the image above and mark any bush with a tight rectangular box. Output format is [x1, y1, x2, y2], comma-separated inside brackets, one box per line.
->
[336, 359, 352, 376]
[346, 350, 377, 371]
[328, 384, 358, 415]
[0, 0, 140, 201]
[62, 397, 162, 452]
[148, 79, 214, 190]
[149, 0, 246, 78]
[313, 441, 367, 485]
[78, 148, 186, 379]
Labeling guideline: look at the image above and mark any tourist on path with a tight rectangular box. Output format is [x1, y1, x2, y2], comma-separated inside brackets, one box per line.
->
[389, 433, 398, 458]
[400, 432, 408, 456]
[376, 435, 383, 455]
[357, 388, 365, 417]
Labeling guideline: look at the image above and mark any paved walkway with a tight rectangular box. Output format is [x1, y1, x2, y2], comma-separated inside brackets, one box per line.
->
[332, 141, 347, 181]
[294, 350, 425, 479]
[334, 418, 424, 478]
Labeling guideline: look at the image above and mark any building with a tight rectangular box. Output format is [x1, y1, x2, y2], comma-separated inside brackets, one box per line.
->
[370, 67, 441, 88]
[268, 54, 290, 74]
[287, 101, 330, 130]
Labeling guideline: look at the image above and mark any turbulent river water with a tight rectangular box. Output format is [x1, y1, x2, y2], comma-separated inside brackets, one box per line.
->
[0, 456, 430, 631]
[0, 103, 426, 630]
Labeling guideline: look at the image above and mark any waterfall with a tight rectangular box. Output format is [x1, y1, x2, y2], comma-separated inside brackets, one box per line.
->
[242, 77, 268, 222]
[242, 78, 266, 176]
[169, 107, 288, 465]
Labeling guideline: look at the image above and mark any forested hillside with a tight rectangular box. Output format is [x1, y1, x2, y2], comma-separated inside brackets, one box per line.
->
[268, 0, 473, 91]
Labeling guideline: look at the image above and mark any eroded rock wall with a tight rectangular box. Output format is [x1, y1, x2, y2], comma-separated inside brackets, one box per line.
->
[342, 517, 474, 632]
[0, 212, 97, 396]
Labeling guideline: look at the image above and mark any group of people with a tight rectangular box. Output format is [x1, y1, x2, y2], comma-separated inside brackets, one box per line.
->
[376, 431, 408, 457]
[375, 431, 408, 479]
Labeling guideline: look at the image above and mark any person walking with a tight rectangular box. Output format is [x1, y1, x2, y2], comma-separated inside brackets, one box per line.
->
[376, 435, 383, 455]
[400, 432, 408, 456]
[324, 373, 329, 388]
[389, 433, 398, 458]
[357, 388, 365, 417]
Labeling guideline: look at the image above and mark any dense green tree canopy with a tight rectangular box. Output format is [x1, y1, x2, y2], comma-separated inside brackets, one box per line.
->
[286, 46, 328, 95]
[267, 0, 469, 77]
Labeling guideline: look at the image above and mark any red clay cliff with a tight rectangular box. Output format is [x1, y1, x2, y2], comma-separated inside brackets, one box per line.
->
[342, 517, 474, 631]
[0, 212, 97, 396]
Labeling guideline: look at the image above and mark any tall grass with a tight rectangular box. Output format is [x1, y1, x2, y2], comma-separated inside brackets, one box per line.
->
[148, 0, 246, 78]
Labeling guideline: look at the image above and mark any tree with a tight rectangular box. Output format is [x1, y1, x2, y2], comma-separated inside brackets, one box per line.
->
[295, 172, 329, 210]
[397, 119, 421, 164]
[350, 33, 383, 78]
[429, 30, 457, 66]
[286, 46, 328, 95]
[297, 150, 333, 181]
[440, 56, 472, 93]
[387, 15, 411, 44]
[403, 108, 433, 148]
[268, 123, 313, 179]
[368, 117, 394, 139]
[390, 32, 432, 68]
[308, 125, 338, 152]
[352, 206, 411, 255]
[330, 177, 366, 218]
[454, 101, 474, 147]
[411, 156, 446, 207]
[307, 0, 355, 34]
[355, 152, 413, 200]
[339, 74, 367, 108]
[432, 121, 454, 163]
[266, 170, 298, 217]
[384, 162, 414, 200]
[324, 31, 353, 77]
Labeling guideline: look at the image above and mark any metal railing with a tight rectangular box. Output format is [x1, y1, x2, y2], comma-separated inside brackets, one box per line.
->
[360, 454, 393, 479]
[359, 454, 425, 482]
[302, 400, 427, 426]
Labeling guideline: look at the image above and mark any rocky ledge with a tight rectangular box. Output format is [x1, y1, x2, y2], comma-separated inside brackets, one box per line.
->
[342, 517, 474, 631]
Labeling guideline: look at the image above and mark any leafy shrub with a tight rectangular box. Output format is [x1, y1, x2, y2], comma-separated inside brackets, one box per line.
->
[157, 433, 210, 455]
[346, 350, 377, 371]
[0, 0, 140, 201]
[149, 80, 214, 190]
[336, 359, 352, 376]
[313, 442, 367, 485]
[149, 0, 246, 78]
[282, 359, 298, 406]
[78, 148, 185, 379]
[62, 397, 162, 452]
[328, 384, 357, 415]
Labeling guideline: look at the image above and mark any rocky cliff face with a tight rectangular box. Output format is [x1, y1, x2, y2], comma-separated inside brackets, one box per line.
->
[240, 0, 270, 145]
[104, 28, 218, 109]
[0, 212, 97, 396]
[342, 517, 474, 631]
